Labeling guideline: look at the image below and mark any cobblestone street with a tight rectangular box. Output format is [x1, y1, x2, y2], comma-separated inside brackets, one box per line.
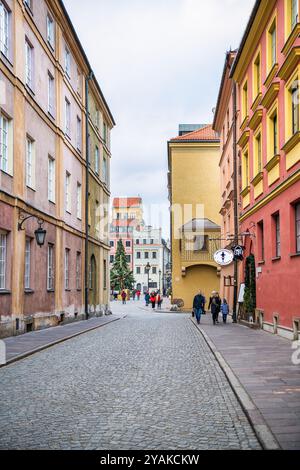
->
[0, 303, 260, 450]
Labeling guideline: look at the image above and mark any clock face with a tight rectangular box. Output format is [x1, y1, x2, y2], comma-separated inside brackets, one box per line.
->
[214, 249, 234, 266]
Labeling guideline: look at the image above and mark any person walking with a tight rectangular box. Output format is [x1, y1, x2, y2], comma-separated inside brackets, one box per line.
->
[193, 290, 205, 325]
[157, 292, 163, 310]
[136, 290, 141, 301]
[221, 299, 229, 323]
[150, 292, 156, 309]
[145, 291, 150, 306]
[208, 291, 221, 325]
[132, 289, 136, 301]
[121, 290, 127, 305]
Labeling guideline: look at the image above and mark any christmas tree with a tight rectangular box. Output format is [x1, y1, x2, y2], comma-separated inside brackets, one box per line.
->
[110, 239, 135, 291]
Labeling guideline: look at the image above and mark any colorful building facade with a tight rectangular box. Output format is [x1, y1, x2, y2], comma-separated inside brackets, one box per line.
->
[231, 0, 300, 339]
[168, 125, 221, 311]
[213, 50, 238, 311]
[0, 0, 114, 338]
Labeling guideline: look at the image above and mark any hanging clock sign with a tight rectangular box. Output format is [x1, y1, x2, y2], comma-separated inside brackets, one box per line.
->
[214, 249, 234, 266]
[232, 245, 244, 261]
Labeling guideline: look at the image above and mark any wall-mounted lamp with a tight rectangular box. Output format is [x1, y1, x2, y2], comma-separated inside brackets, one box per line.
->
[18, 212, 47, 248]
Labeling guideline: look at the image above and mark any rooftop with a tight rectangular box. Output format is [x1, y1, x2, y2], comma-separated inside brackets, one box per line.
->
[170, 125, 220, 142]
[181, 218, 221, 231]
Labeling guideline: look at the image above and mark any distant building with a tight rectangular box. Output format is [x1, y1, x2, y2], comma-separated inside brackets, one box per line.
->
[133, 226, 170, 293]
[168, 125, 221, 310]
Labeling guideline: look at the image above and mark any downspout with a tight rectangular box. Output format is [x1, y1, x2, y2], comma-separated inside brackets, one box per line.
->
[85, 71, 94, 320]
[232, 81, 238, 323]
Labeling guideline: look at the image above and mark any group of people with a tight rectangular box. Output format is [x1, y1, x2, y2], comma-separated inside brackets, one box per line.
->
[144, 291, 163, 310]
[193, 290, 229, 325]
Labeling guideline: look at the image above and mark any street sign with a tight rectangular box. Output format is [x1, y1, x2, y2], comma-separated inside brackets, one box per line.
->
[213, 249, 234, 266]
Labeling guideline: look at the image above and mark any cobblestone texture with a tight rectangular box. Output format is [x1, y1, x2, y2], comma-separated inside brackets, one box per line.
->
[0, 306, 261, 450]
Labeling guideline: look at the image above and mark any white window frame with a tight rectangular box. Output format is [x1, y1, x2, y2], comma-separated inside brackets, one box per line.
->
[0, 114, 9, 173]
[47, 244, 54, 290]
[95, 146, 99, 174]
[46, 14, 54, 49]
[48, 72, 54, 116]
[76, 115, 81, 151]
[65, 248, 70, 290]
[26, 136, 34, 188]
[65, 46, 71, 78]
[25, 38, 33, 89]
[0, 1, 9, 58]
[24, 237, 31, 289]
[76, 252, 81, 290]
[65, 171, 71, 213]
[102, 154, 107, 183]
[76, 182, 82, 220]
[48, 156, 55, 202]
[0, 232, 7, 290]
[65, 98, 71, 137]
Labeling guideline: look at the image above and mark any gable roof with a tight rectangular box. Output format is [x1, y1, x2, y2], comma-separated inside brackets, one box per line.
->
[181, 218, 221, 231]
[170, 125, 220, 142]
[113, 197, 142, 208]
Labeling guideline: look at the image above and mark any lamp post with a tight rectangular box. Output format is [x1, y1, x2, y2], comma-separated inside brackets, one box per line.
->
[18, 212, 47, 247]
[159, 269, 161, 292]
[145, 262, 151, 291]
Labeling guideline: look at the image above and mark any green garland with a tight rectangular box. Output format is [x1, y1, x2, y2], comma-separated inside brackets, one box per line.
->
[244, 254, 256, 314]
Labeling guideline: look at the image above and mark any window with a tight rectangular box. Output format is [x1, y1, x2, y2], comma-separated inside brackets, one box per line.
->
[103, 260, 107, 289]
[193, 235, 208, 252]
[0, 114, 9, 172]
[255, 132, 262, 174]
[0, 233, 7, 289]
[65, 248, 70, 289]
[292, 0, 299, 29]
[296, 203, 300, 253]
[47, 72, 54, 116]
[95, 201, 100, 237]
[65, 172, 71, 213]
[150, 239, 154, 245]
[24, 238, 31, 289]
[26, 137, 34, 188]
[65, 98, 71, 136]
[126, 241, 131, 247]
[65, 46, 71, 77]
[242, 80, 248, 119]
[136, 252, 141, 259]
[136, 239, 140, 245]
[152, 252, 157, 259]
[95, 146, 99, 174]
[0, 1, 9, 58]
[76, 116, 81, 151]
[272, 112, 278, 154]
[273, 213, 281, 258]
[25, 39, 33, 89]
[145, 252, 149, 259]
[242, 149, 249, 188]
[268, 20, 277, 71]
[76, 252, 81, 290]
[46, 15, 54, 49]
[47, 244, 54, 290]
[96, 109, 100, 129]
[103, 121, 107, 143]
[24, 0, 31, 9]
[76, 183, 81, 219]
[126, 255, 131, 263]
[136, 267, 141, 274]
[102, 154, 107, 183]
[110, 255, 114, 263]
[291, 81, 299, 135]
[143, 239, 147, 244]
[152, 267, 157, 274]
[48, 157, 55, 202]
[110, 240, 114, 247]
[258, 221, 264, 261]
[254, 53, 261, 97]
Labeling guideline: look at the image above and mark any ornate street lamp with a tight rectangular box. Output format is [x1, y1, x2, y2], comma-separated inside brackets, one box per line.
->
[18, 212, 47, 247]
[145, 262, 151, 291]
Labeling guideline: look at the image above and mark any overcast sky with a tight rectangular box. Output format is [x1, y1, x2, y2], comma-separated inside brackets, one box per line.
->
[64, 0, 255, 237]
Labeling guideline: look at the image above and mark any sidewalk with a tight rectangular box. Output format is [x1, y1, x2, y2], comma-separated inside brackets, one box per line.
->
[1, 314, 122, 366]
[193, 313, 300, 450]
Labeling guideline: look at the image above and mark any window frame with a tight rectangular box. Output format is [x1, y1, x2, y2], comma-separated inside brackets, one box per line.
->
[0, 232, 7, 290]
[47, 244, 54, 291]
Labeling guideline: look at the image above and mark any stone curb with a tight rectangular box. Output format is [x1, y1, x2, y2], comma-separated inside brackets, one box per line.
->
[190, 318, 281, 451]
[0, 316, 125, 369]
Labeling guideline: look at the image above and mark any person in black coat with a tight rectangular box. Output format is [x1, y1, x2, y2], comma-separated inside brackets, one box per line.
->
[193, 291, 205, 325]
[208, 291, 221, 325]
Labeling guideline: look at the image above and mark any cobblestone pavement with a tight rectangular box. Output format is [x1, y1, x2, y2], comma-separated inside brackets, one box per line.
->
[0, 303, 261, 450]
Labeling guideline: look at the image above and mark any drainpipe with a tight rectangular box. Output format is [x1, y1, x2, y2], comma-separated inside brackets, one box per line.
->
[232, 81, 238, 323]
[85, 71, 94, 320]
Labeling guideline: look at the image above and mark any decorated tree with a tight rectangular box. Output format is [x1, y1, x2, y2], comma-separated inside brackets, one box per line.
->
[110, 239, 135, 291]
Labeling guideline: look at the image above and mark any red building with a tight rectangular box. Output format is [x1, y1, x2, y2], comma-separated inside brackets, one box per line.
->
[231, 0, 300, 340]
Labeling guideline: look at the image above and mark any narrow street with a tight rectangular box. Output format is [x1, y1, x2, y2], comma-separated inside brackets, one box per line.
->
[0, 303, 260, 450]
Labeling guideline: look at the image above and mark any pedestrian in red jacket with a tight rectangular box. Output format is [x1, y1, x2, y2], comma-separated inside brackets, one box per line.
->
[150, 293, 156, 309]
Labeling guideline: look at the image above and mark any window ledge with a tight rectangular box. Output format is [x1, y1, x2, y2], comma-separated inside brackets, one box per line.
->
[264, 63, 279, 88]
[25, 84, 35, 96]
[290, 253, 300, 258]
[0, 51, 13, 67]
[264, 154, 280, 172]
[47, 289, 55, 293]
[24, 289, 34, 294]
[65, 289, 71, 292]
[282, 23, 300, 56]
[257, 260, 265, 265]
[251, 93, 262, 113]
[248, 108, 263, 130]
[278, 46, 300, 81]
[241, 185, 250, 197]
[0, 290, 11, 295]
[282, 131, 300, 154]
[240, 115, 249, 132]
[237, 129, 250, 148]
[0, 169, 13, 178]
[251, 171, 264, 186]
[272, 256, 281, 262]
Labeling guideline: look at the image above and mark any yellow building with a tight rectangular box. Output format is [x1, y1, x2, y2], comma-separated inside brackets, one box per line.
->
[167, 125, 221, 310]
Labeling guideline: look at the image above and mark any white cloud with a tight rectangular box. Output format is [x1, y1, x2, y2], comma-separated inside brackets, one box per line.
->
[63, 0, 255, 236]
